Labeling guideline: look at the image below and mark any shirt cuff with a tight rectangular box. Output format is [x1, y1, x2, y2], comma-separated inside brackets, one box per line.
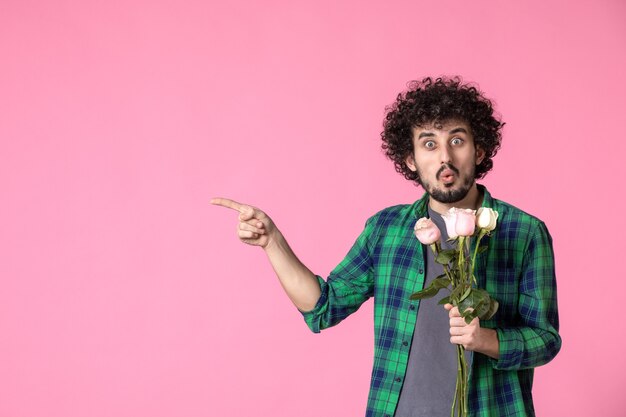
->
[490, 328, 524, 371]
[299, 275, 328, 334]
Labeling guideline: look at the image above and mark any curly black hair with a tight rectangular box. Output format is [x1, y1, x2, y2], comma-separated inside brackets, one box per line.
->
[381, 76, 504, 184]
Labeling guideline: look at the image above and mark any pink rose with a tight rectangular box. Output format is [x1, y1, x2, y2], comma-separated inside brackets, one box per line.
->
[441, 208, 459, 239]
[414, 217, 441, 245]
[441, 208, 476, 238]
[454, 208, 477, 236]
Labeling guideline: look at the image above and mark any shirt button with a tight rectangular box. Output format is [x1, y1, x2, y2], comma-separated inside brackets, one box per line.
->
[402, 341, 408, 346]
[410, 305, 416, 310]
[395, 377, 402, 382]
[418, 268, 424, 274]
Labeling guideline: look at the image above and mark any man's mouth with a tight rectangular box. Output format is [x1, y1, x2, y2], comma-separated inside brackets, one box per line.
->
[440, 170, 456, 184]
[437, 165, 459, 184]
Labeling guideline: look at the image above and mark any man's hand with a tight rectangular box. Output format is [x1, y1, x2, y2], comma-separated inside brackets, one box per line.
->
[211, 197, 321, 311]
[211, 198, 277, 249]
[445, 304, 500, 360]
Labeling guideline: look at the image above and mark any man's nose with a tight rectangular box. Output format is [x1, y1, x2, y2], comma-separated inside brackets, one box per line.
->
[440, 145, 452, 164]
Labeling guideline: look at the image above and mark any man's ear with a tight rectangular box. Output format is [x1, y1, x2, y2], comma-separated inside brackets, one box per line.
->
[405, 153, 417, 172]
[475, 146, 486, 165]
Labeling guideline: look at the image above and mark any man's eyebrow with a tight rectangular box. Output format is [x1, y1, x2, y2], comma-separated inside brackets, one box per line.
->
[417, 132, 435, 139]
[449, 127, 468, 135]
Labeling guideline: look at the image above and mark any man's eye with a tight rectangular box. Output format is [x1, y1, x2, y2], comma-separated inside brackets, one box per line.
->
[425, 141, 436, 149]
[451, 138, 463, 146]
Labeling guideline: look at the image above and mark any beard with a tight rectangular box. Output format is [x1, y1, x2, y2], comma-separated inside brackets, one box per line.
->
[418, 163, 476, 204]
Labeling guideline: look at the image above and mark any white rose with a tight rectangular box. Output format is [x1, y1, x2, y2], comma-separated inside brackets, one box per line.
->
[476, 207, 498, 231]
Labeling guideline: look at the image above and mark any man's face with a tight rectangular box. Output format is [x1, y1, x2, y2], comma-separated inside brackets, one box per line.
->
[405, 120, 485, 204]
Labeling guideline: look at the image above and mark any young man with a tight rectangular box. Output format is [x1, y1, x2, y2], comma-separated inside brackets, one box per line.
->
[212, 77, 561, 417]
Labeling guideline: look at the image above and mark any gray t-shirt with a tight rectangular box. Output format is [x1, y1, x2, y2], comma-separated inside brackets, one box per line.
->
[394, 207, 472, 417]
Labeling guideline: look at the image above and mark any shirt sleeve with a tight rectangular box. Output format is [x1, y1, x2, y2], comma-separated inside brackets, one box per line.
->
[300, 216, 377, 333]
[491, 220, 562, 370]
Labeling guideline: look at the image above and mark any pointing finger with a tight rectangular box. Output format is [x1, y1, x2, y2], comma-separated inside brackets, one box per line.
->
[210, 197, 244, 212]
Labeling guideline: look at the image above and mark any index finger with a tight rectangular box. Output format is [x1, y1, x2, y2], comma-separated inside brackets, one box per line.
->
[210, 197, 245, 212]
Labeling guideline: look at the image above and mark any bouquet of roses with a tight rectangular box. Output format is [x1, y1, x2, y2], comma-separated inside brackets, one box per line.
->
[410, 207, 499, 417]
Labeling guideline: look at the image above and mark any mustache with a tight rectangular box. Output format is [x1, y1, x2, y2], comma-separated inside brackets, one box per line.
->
[436, 164, 460, 179]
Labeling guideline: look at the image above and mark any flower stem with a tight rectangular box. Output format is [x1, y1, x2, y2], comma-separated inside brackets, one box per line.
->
[457, 236, 465, 289]
[432, 242, 456, 288]
[470, 230, 487, 286]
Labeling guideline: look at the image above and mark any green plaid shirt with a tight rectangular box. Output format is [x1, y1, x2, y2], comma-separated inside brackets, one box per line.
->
[301, 185, 561, 417]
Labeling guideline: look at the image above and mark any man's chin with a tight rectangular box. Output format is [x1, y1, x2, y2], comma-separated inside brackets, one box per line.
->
[428, 186, 471, 204]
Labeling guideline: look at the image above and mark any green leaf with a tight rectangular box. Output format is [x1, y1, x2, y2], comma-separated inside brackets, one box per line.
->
[459, 287, 472, 302]
[463, 311, 478, 325]
[477, 245, 489, 254]
[449, 284, 467, 304]
[447, 269, 460, 283]
[481, 298, 499, 320]
[457, 289, 500, 322]
[409, 276, 451, 300]
[474, 298, 491, 319]
[435, 249, 457, 265]
[458, 289, 489, 317]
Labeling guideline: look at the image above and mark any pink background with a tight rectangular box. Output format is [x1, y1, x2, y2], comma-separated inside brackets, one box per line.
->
[1, 1, 625, 416]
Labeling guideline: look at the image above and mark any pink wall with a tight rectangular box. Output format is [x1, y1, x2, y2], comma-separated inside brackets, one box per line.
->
[1, 0, 625, 416]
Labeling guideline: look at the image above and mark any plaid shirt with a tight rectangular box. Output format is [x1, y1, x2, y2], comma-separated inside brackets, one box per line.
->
[301, 185, 561, 417]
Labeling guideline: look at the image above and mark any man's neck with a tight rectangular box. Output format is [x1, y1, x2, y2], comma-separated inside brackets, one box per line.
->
[428, 183, 484, 215]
